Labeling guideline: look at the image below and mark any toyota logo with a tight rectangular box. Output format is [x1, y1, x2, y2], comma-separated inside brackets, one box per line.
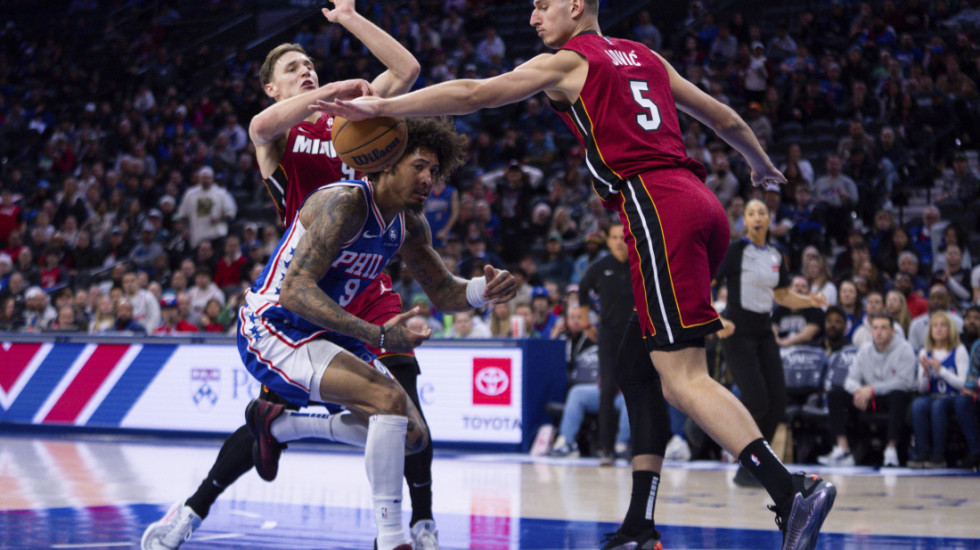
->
[474, 367, 510, 396]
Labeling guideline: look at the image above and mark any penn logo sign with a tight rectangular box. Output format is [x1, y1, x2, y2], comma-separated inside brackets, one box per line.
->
[472, 357, 511, 406]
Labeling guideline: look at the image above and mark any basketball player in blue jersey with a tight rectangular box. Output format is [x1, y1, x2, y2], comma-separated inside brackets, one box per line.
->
[314, 2, 835, 550]
[142, 4, 447, 549]
[242, 117, 515, 550]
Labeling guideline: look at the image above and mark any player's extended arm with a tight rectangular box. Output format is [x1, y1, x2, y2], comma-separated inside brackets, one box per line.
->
[250, 79, 375, 149]
[652, 51, 785, 188]
[312, 51, 585, 119]
[323, 0, 420, 97]
[280, 188, 427, 351]
[400, 211, 517, 312]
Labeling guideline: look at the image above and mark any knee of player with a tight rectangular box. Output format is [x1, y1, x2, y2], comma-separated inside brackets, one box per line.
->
[375, 382, 409, 416]
[406, 423, 430, 455]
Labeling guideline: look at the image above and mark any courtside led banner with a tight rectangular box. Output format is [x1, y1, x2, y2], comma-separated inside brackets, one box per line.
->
[0, 338, 538, 446]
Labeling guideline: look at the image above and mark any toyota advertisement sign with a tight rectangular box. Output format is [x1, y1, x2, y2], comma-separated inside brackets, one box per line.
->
[415, 347, 524, 444]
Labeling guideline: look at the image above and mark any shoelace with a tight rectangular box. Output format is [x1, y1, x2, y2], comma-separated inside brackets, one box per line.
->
[600, 531, 621, 544]
[768, 504, 785, 532]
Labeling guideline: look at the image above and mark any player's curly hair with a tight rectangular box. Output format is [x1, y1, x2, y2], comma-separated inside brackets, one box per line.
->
[402, 117, 467, 181]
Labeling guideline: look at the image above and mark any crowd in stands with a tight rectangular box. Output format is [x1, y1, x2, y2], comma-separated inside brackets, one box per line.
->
[1, 0, 980, 466]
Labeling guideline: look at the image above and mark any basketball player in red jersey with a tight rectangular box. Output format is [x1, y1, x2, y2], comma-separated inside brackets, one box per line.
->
[315, 1, 835, 550]
[142, 3, 441, 550]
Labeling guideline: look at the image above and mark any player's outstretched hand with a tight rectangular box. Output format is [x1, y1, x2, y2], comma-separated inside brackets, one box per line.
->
[310, 96, 382, 120]
[482, 264, 518, 304]
[321, 0, 355, 23]
[749, 163, 787, 189]
[326, 79, 378, 103]
[381, 306, 431, 352]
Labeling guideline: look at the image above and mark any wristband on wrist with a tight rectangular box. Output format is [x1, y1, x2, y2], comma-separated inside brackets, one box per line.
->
[466, 276, 489, 308]
[378, 325, 386, 349]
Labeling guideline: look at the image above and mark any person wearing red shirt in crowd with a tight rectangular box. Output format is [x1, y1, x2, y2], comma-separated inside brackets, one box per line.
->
[213, 235, 248, 292]
[39, 248, 68, 289]
[153, 294, 199, 335]
[0, 189, 21, 246]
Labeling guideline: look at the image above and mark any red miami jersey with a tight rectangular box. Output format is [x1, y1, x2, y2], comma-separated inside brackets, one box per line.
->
[263, 114, 361, 228]
[346, 272, 415, 359]
[551, 32, 706, 205]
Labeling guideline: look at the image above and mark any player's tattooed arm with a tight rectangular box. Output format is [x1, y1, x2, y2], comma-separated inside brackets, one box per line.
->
[279, 187, 380, 345]
[400, 210, 472, 312]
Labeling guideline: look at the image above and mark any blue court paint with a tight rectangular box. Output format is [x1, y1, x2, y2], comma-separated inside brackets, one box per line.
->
[2, 501, 976, 549]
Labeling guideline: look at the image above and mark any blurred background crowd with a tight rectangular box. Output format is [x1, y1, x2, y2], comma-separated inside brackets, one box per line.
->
[1, 0, 979, 464]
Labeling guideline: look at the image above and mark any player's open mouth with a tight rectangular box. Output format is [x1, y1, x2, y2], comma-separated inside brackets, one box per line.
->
[301, 80, 315, 89]
[414, 192, 429, 201]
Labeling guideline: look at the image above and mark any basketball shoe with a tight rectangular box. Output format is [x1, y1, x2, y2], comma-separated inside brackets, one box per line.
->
[411, 519, 440, 550]
[600, 527, 662, 550]
[245, 398, 286, 481]
[141, 501, 201, 550]
[770, 472, 837, 550]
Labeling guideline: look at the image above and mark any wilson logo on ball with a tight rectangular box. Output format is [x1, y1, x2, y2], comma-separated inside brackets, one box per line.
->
[332, 115, 408, 172]
[350, 136, 403, 167]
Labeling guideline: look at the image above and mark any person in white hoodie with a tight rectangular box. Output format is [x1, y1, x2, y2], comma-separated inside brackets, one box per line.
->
[819, 313, 916, 467]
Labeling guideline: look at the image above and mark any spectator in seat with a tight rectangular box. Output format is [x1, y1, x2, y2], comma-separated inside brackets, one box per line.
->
[953, 341, 980, 469]
[823, 306, 850, 353]
[909, 312, 971, 468]
[893, 271, 929, 319]
[804, 254, 837, 306]
[112, 298, 146, 335]
[122, 270, 160, 333]
[199, 298, 229, 333]
[896, 251, 929, 295]
[937, 151, 979, 211]
[0, 295, 24, 331]
[905, 206, 945, 273]
[961, 306, 980, 356]
[813, 154, 858, 248]
[214, 235, 248, 295]
[772, 275, 825, 347]
[155, 293, 199, 334]
[47, 305, 83, 331]
[704, 153, 739, 207]
[933, 244, 972, 307]
[129, 222, 166, 274]
[89, 295, 116, 334]
[550, 307, 630, 459]
[819, 313, 916, 467]
[175, 166, 236, 249]
[186, 267, 224, 325]
[537, 233, 574, 287]
[908, 284, 964, 351]
[487, 302, 514, 338]
[837, 280, 863, 342]
[853, 290, 906, 347]
[886, 288, 915, 337]
[22, 286, 56, 332]
[447, 309, 491, 339]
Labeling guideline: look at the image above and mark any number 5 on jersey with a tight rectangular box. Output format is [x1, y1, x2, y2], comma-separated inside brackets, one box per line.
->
[629, 80, 662, 131]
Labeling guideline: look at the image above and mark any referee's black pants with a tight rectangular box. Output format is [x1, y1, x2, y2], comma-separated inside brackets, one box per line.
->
[720, 330, 785, 442]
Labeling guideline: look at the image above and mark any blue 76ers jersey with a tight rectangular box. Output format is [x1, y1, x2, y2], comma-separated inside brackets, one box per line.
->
[244, 179, 405, 337]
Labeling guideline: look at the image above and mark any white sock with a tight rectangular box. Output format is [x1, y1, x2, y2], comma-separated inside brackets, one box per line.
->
[365, 414, 409, 550]
[270, 410, 368, 447]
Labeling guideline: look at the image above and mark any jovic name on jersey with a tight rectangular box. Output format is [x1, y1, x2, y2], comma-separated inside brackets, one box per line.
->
[243, 179, 405, 338]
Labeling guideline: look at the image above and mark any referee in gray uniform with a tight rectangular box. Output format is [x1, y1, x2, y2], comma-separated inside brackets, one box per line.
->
[715, 199, 827, 486]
